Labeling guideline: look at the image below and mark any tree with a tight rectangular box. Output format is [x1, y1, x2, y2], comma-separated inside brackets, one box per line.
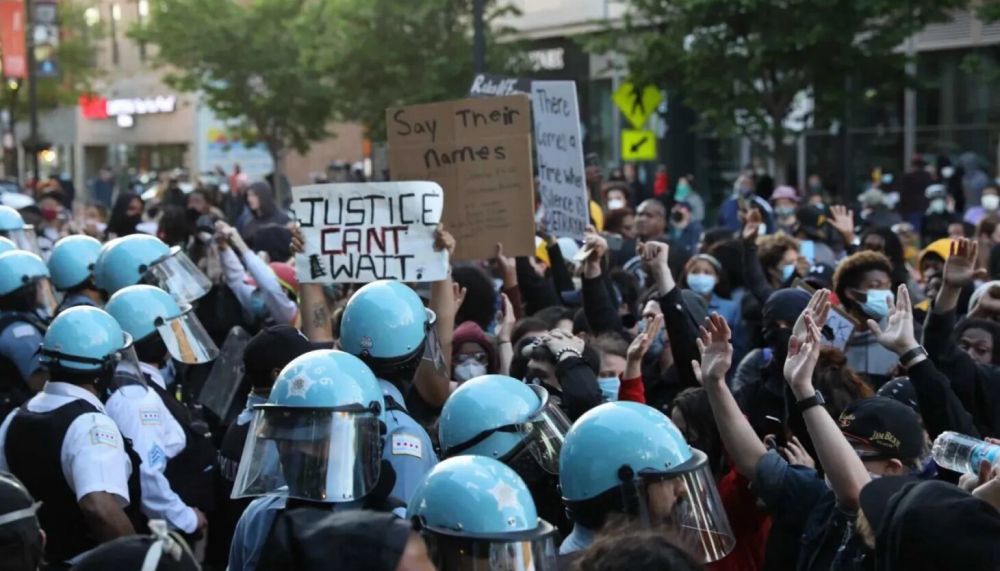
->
[317, 0, 526, 139]
[131, 0, 340, 202]
[598, 0, 969, 183]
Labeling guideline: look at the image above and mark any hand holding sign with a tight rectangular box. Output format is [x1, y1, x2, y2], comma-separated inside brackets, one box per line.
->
[291, 181, 449, 284]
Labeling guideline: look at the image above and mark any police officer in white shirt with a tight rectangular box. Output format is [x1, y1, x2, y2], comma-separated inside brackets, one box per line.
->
[0, 307, 140, 566]
[104, 285, 220, 538]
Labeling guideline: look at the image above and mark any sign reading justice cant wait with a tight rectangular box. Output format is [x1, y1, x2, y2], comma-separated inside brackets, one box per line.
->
[291, 181, 449, 284]
[387, 95, 535, 261]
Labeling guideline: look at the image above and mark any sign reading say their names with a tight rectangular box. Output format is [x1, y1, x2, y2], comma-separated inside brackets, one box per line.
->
[291, 181, 449, 284]
[387, 95, 535, 261]
[532, 80, 588, 240]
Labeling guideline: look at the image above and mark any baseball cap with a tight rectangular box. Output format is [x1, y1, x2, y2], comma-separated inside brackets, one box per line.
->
[243, 325, 317, 390]
[838, 397, 924, 461]
[804, 263, 835, 290]
[877, 377, 919, 413]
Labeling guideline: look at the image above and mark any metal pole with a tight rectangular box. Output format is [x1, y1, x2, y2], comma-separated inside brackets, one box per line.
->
[472, 0, 485, 74]
[25, 0, 39, 182]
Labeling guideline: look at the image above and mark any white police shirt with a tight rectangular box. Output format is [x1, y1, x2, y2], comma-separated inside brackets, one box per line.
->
[0, 381, 131, 506]
[104, 363, 194, 533]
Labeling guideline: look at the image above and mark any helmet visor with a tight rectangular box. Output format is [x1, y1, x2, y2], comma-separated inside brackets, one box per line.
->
[35, 278, 59, 319]
[424, 529, 559, 571]
[111, 344, 149, 392]
[154, 305, 219, 364]
[634, 450, 735, 563]
[5, 226, 40, 257]
[231, 408, 382, 503]
[143, 247, 211, 303]
[514, 387, 570, 475]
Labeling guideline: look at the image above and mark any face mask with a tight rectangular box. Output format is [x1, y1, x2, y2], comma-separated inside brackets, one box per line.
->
[597, 376, 620, 402]
[675, 182, 691, 200]
[858, 288, 893, 320]
[929, 199, 947, 214]
[942, 166, 955, 178]
[607, 198, 625, 210]
[454, 361, 487, 383]
[775, 206, 796, 218]
[687, 273, 717, 295]
[249, 290, 268, 320]
[984, 195, 1000, 211]
[41, 207, 60, 222]
[781, 263, 796, 282]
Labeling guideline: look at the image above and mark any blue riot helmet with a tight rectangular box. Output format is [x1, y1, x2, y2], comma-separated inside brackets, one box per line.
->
[407, 456, 558, 571]
[47, 235, 102, 291]
[438, 375, 570, 475]
[0, 236, 15, 254]
[0, 250, 57, 317]
[105, 285, 219, 365]
[39, 306, 139, 374]
[340, 280, 436, 383]
[560, 402, 735, 563]
[232, 349, 385, 503]
[93, 234, 211, 303]
[0, 205, 40, 255]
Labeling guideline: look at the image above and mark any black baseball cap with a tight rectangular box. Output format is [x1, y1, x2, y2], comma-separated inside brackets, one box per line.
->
[877, 377, 919, 413]
[805, 263, 835, 290]
[838, 397, 924, 461]
[243, 325, 319, 390]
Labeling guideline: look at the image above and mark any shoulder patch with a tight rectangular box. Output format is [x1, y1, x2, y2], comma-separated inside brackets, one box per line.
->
[148, 443, 166, 470]
[391, 433, 423, 459]
[10, 324, 37, 339]
[89, 425, 120, 448]
[139, 408, 161, 426]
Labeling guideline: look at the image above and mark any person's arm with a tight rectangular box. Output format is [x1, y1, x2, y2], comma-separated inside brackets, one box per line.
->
[692, 314, 768, 478]
[869, 284, 978, 438]
[542, 330, 602, 420]
[221, 220, 298, 325]
[828, 205, 856, 255]
[412, 228, 458, 409]
[621, 313, 663, 404]
[581, 229, 625, 337]
[497, 294, 515, 376]
[515, 257, 561, 314]
[79, 492, 135, 542]
[287, 227, 333, 342]
[787, 310, 870, 510]
[740, 211, 775, 305]
[217, 242, 256, 311]
[641, 241, 701, 390]
[546, 239, 575, 298]
[495, 244, 523, 321]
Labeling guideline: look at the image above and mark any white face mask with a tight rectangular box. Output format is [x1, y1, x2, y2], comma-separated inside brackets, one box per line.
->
[607, 198, 625, 211]
[984, 195, 1000, 211]
[454, 361, 487, 383]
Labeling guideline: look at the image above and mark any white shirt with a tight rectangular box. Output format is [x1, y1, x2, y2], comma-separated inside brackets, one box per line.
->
[105, 374, 195, 533]
[0, 382, 131, 506]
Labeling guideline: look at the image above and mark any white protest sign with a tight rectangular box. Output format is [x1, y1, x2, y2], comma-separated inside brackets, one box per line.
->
[292, 181, 448, 283]
[532, 80, 589, 240]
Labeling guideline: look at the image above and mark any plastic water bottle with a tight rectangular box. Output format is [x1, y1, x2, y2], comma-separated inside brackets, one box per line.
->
[931, 431, 1000, 474]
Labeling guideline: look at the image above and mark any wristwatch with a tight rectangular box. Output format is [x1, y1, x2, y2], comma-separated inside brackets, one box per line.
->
[900, 346, 928, 368]
[796, 391, 826, 414]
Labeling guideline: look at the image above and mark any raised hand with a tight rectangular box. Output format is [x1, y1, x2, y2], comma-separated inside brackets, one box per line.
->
[742, 208, 763, 241]
[784, 313, 822, 395]
[829, 205, 856, 242]
[867, 284, 918, 354]
[497, 293, 516, 342]
[434, 226, 456, 258]
[792, 288, 832, 340]
[781, 436, 816, 469]
[583, 225, 609, 261]
[692, 313, 733, 385]
[942, 238, 986, 288]
[494, 243, 517, 288]
[628, 314, 664, 364]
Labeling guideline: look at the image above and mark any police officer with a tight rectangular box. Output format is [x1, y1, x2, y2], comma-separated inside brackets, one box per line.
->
[407, 455, 559, 571]
[0, 205, 40, 255]
[558, 401, 736, 563]
[340, 280, 438, 503]
[437, 374, 572, 534]
[0, 471, 43, 571]
[48, 235, 104, 313]
[105, 285, 219, 536]
[0, 251, 51, 412]
[229, 349, 393, 571]
[93, 233, 212, 304]
[0, 307, 139, 565]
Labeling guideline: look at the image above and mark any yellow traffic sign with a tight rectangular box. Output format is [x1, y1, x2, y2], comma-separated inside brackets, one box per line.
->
[621, 129, 657, 161]
[613, 83, 662, 129]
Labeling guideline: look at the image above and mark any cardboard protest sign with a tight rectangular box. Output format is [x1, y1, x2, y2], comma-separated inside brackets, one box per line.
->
[291, 181, 449, 283]
[387, 95, 535, 261]
[531, 81, 589, 240]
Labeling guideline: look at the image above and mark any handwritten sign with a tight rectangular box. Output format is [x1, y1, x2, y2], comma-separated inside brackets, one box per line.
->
[291, 182, 448, 283]
[532, 81, 588, 240]
[387, 95, 535, 261]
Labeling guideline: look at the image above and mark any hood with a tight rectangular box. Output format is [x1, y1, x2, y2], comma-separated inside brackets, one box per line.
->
[249, 181, 278, 219]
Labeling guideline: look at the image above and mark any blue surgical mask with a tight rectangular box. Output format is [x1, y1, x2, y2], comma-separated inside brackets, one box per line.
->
[781, 263, 796, 282]
[637, 319, 668, 357]
[597, 376, 620, 402]
[859, 288, 893, 320]
[687, 273, 717, 295]
[249, 290, 268, 320]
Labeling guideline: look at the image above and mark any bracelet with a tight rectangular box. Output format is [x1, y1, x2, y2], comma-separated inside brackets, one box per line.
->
[498, 340, 512, 345]
[554, 347, 582, 361]
[899, 346, 928, 367]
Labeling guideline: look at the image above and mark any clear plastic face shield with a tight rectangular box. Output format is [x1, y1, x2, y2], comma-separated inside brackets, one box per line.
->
[422, 309, 447, 374]
[110, 343, 149, 393]
[422, 525, 560, 571]
[2, 226, 40, 256]
[631, 449, 735, 563]
[231, 406, 383, 502]
[35, 278, 59, 319]
[154, 304, 219, 364]
[142, 246, 212, 304]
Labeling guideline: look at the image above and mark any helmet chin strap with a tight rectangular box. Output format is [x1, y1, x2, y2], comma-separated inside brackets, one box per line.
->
[141, 520, 195, 571]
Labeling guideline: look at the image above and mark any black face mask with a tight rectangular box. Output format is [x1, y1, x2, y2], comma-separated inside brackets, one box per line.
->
[764, 327, 793, 366]
[280, 448, 327, 499]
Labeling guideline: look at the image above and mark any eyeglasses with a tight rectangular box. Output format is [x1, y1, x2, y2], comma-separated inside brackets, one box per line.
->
[455, 352, 489, 365]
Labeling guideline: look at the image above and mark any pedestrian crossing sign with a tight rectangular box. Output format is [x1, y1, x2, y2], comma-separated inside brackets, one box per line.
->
[613, 83, 662, 129]
[621, 129, 657, 161]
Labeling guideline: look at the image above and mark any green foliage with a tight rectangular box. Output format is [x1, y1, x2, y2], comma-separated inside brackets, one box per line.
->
[980, 0, 1000, 23]
[131, 0, 338, 158]
[317, 0, 527, 139]
[597, 0, 969, 152]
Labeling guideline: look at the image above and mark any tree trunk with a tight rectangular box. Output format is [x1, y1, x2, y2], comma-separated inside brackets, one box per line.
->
[267, 140, 289, 208]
